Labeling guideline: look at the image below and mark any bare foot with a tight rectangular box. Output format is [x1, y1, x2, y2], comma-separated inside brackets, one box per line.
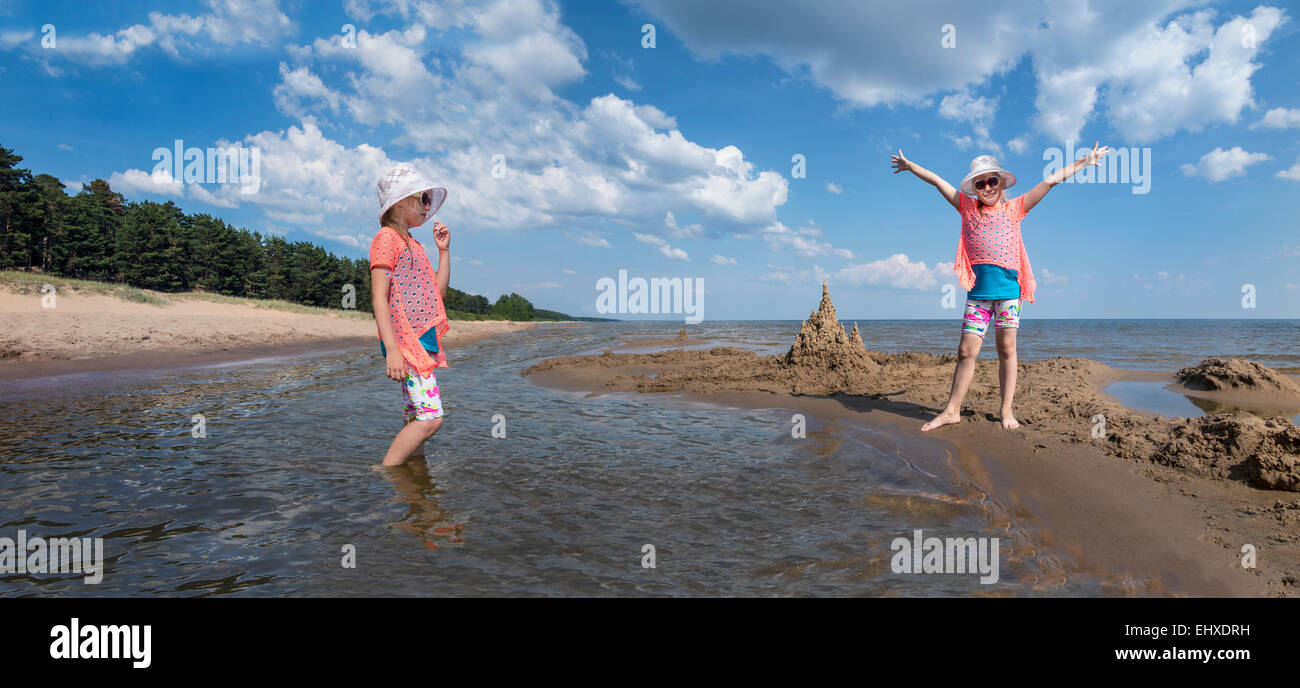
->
[921, 410, 961, 432]
[1000, 412, 1020, 430]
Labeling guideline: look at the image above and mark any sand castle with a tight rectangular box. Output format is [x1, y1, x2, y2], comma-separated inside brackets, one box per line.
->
[784, 284, 877, 373]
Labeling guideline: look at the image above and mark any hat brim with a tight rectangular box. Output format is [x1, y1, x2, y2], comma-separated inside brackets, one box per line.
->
[379, 185, 447, 222]
[960, 169, 1016, 195]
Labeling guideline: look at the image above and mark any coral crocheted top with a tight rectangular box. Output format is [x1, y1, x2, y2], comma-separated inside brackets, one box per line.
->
[369, 226, 449, 377]
[954, 193, 1037, 303]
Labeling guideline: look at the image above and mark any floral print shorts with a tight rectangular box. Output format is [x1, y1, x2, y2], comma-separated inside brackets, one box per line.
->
[962, 298, 1020, 338]
[401, 369, 444, 422]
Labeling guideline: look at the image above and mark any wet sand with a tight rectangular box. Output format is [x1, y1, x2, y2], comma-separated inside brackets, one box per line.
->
[522, 286, 1300, 596]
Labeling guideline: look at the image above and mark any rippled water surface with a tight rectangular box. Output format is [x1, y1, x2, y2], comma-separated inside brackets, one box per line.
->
[1, 319, 1294, 596]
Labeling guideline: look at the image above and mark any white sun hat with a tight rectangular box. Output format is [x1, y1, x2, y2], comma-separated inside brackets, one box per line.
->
[377, 163, 446, 222]
[959, 155, 1017, 195]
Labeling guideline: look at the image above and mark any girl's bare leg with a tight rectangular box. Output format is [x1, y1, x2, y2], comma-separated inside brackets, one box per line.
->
[996, 327, 1019, 429]
[381, 418, 442, 466]
[402, 420, 428, 458]
[922, 332, 983, 431]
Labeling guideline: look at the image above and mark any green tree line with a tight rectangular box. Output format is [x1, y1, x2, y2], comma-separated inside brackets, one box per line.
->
[0, 145, 571, 320]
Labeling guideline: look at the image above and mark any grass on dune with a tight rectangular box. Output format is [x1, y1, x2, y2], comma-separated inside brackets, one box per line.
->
[1, 269, 171, 306]
[0, 269, 369, 319]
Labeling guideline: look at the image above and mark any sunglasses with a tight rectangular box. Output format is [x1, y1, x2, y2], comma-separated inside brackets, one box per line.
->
[418, 191, 432, 207]
[973, 176, 1001, 191]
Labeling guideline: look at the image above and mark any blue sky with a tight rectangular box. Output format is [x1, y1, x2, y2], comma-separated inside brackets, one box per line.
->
[2, 0, 1298, 320]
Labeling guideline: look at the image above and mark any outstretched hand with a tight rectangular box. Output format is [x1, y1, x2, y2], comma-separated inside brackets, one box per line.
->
[1082, 141, 1111, 167]
[891, 149, 914, 174]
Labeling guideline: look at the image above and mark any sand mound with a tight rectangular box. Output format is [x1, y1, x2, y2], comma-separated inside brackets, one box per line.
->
[1175, 358, 1300, 397]
[1085, 411, 1300, 491]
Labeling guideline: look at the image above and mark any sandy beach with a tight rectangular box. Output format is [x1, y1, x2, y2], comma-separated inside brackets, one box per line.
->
[0, 280, 535, 381]
[524, 286, 1300, 596]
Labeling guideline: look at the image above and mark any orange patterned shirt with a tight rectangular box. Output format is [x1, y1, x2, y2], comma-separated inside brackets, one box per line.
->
[369, 227, 449, 376]
[954, 194, 1037, 303]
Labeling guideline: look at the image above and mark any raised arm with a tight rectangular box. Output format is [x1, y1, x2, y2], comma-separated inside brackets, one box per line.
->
[891, 149, 959, 210]
[1020, 141, 1110, 213]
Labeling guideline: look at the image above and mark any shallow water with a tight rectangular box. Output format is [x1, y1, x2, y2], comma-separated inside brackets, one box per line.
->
[1, 319, 1294, 596]
[1104, 380, 1300, 424]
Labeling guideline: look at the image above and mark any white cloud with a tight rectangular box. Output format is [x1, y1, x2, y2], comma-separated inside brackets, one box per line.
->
[0, 30, 33, 48]
[634, 232, 689, 261]
[1038, 267, 1068, 284]
[615, 74, 642, 91]
[664, 211, 704, 239]
[25, 0, 294, 66]
[107, 168, 185, 197]
[632, 1, 1287, 143]
[710, 254, 737, 265]
[938, 90, 1000, 153]
[303, 227, 368, 248]
[1007, 136, 1030, 155]
[1180, 147, 1270, 182]
[836, 254, 954, 290]
[825, 182, 842, 194]
[272, 63, 341, 118]
[761, 221, 852, 259]
[209, 6, 789, 236]
[1275, 158, 1300, 182]
[1253, 107, 1300, 129]
[572, 231, 611, 248]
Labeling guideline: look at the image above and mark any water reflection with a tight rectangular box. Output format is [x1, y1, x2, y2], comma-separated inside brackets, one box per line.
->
[376, 462, 464, 549]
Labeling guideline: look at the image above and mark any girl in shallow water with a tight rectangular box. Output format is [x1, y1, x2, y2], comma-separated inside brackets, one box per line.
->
[891, 143, 1109, 431]
[370, 164, 452, 465]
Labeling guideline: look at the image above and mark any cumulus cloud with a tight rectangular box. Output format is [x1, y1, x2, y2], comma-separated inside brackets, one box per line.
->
[1253, 107, 1300, 129]
[1277, 158, 1300, 182]
[835, 254, 954, 290]
[632, 1, 1287, 143]
[107, 168, 185, 197]
[102, 0, 790, 244]
[826, 182, 842, 194]
[1179, 147, 1270, 182]
[710, 254, 737, 265]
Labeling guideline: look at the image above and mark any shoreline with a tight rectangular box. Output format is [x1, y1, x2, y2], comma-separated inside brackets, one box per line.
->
[0, 283, 540, 382]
